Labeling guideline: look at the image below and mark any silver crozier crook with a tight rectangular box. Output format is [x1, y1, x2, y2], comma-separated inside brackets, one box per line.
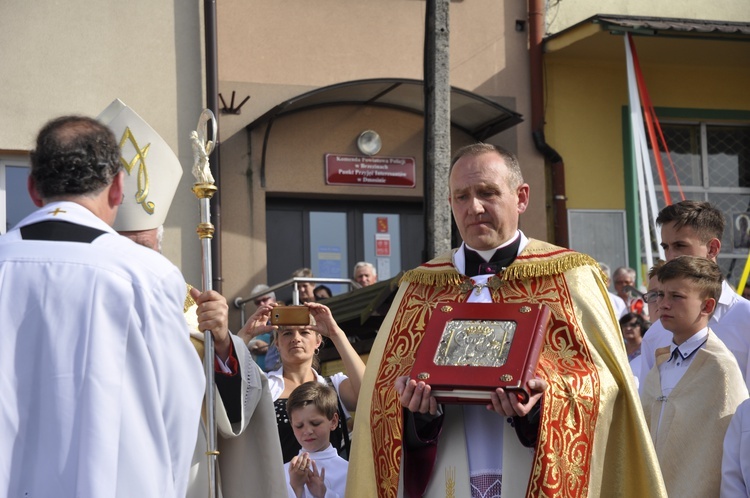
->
[190, 108, 219, 498]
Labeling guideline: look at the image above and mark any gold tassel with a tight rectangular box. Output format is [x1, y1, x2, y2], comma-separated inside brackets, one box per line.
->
[400, 267, 464, 288]
[401, 244, 600, 289]
[503, 253, 599, 281]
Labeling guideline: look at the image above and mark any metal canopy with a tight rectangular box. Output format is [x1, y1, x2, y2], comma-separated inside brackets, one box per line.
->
[593, 15, 750, 38]
[545, 14, 750, 42]
[247, 78, 523, 141]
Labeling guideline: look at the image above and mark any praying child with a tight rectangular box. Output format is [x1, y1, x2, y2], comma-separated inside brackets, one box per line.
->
[285, 382, 348, 498]
[640, 256, 748, 497]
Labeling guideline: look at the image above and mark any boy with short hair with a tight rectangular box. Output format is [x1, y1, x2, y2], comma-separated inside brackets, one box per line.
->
[640, 200, 750, 389]
[285, 382, 348, 498]
[641, 256, 748, 497]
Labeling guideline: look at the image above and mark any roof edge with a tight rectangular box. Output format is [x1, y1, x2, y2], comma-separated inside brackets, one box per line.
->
[545, 14, 750, 47]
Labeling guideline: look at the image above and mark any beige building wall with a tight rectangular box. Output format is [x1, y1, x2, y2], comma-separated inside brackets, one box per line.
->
[216, 0, 544, 324]
[545, 0, 750, 35]
[217, 0, 537, 140]
[0, 1, 205, 286]
[0, 0, 545, 321]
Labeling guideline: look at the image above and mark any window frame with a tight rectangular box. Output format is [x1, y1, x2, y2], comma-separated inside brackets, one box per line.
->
[1, 155, 31, 234]
[622, 106, 750, 286]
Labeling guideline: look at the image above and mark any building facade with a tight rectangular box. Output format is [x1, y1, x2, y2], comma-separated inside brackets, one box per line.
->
[542, 0, 750, 285]
[2, 1, 748, 329]
[216, 0, 541, 326]
[0, 0, 205, 286]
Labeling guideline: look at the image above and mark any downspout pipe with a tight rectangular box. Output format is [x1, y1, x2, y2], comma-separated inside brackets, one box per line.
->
[205, 0, 223, 293]
[529, 0, 568, 248]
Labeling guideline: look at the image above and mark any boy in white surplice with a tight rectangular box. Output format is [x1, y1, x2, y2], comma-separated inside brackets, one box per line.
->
[284, 382, 348, 498]
[641, 256, 748, 497]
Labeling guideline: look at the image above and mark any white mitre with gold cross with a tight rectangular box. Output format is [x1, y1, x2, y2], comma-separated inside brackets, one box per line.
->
[98, 99, 183, 231]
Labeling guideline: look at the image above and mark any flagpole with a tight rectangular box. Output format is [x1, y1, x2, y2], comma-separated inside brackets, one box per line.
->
[190, 109, 219, 498]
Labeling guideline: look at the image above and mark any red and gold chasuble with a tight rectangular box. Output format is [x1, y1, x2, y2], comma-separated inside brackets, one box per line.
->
[347, 239, 666, 498]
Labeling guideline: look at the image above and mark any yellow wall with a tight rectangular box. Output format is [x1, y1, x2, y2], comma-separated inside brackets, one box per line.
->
[545, 33, 750, 212]
[545, 58, 629, 209]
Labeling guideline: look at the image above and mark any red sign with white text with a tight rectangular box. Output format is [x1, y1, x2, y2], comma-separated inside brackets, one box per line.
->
[376, 234, 391, 256]
[325, 154, 416, 188]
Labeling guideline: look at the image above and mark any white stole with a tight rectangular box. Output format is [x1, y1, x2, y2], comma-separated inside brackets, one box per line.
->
[397, 405, 533, 498]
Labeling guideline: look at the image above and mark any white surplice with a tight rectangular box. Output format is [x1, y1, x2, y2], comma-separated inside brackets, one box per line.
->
[639, 281, 750, 390]
[722, 398, 750, 497]
[284, 444, 349, 498]
[0, 202, 205, 497]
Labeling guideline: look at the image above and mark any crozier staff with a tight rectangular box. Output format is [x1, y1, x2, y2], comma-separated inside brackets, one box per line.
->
[101, 99, 286, 498]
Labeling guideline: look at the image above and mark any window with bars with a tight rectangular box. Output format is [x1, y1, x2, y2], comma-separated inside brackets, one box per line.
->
[646, 122, 750, 284]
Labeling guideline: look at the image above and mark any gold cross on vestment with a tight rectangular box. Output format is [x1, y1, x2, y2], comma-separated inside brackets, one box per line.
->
[49, 208, 66, 216]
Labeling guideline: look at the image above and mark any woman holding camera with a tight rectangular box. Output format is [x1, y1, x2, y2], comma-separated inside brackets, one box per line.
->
[243, 301, 365, 463]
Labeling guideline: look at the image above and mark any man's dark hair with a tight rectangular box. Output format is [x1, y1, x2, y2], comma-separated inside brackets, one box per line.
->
[30, 116, 121, 199]
[656, 200, 725, 243]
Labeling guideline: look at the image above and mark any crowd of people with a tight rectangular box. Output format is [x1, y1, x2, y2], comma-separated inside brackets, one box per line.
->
[3, 110, 750, 498]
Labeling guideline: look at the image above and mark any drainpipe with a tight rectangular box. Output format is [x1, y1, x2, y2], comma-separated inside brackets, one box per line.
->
[204, 0, 223, 293]
[529, 0, 568, 248]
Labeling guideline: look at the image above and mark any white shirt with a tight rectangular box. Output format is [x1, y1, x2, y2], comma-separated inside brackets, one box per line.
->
[609, 292, 628, 319]
[722, 398, 750, 497]
[284, 444, 348, 498]
[655, 328, 708, 436]
[659, 328, 709, 397]
[629, 355, 642, 391]
[0, 202, 205, 498]
[640, 280, 750, 391]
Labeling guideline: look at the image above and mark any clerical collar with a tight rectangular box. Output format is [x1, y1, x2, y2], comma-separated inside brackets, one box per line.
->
[464, 232, 521, 277]
[668, 328, 709, 362]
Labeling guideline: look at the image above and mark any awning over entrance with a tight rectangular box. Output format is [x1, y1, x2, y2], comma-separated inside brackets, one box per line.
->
[317, 273, 403, 370]
[246, 78, 523, 141]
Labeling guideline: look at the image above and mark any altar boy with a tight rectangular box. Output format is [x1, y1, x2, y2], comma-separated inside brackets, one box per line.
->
[285, 382, 348, 498]
[641, 256, 748, 497]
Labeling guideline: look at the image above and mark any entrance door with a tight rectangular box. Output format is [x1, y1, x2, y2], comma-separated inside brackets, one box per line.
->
[265, 199, 424, 302]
